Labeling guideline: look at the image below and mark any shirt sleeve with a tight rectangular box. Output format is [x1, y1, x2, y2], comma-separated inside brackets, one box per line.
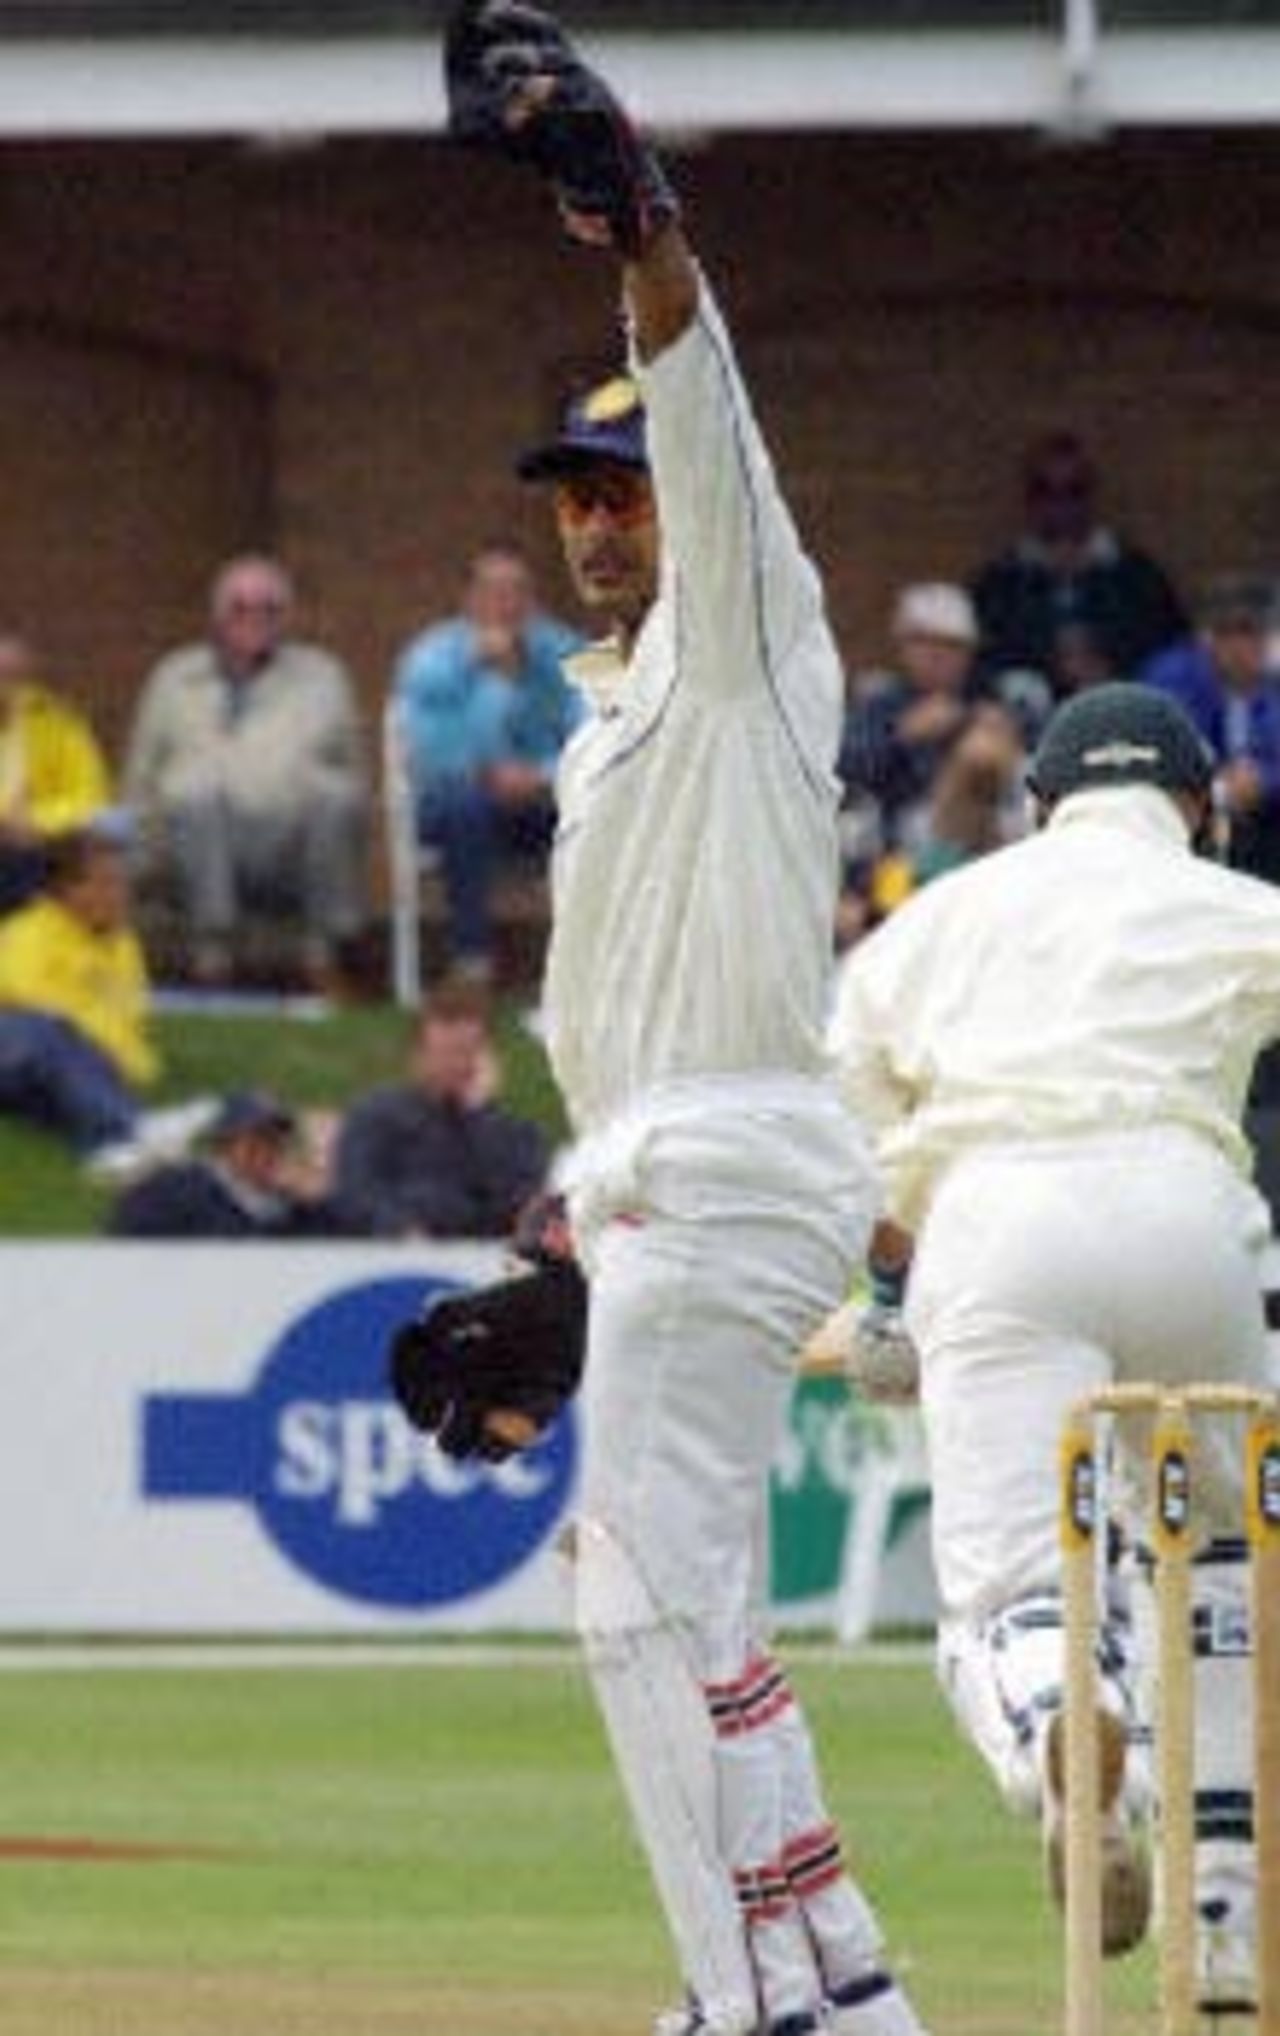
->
[827, 935, 918, 1140]
[29, 706, 113, 834]
[395, 629, 499, 788]
[634, 277, 831, 714]
[121, 662, 171, 811]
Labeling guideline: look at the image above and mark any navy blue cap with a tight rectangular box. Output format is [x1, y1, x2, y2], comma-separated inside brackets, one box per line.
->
[209, 1089, 296, 1143]
[516, 374, 648, 482]
[1029, 683, 1214, 803]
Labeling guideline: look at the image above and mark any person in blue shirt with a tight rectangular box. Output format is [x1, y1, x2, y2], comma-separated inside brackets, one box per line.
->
[393, 542, 584, 974]
[1142, 575, 1280, 885]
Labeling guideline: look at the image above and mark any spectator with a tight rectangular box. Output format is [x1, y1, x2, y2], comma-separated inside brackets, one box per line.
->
[107, 1088, 340, 1238]
[0, 828, 213, 1173]
[124, 554, 370, 993]
[1143, 574, 1280, 884]
[0, 632, 114, 914]
[393, 542, 584, 978]
[837, 582, 985, 933]
[333, 978, 549, 1238]
[842, 582, 983, 832]
[910, 701, 1029, 885]
[971, 430, 1188, 687]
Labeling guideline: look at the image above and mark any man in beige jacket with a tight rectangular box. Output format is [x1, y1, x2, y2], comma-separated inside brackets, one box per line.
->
[124, 554, 369, 990]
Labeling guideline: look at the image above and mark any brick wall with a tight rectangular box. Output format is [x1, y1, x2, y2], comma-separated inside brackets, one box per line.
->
[3, 126, 1280, 829]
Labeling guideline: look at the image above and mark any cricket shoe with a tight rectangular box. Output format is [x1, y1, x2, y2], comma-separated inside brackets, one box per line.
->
[1196, 1856, 1256, 2019]
[1042, 1706, 1152, 1958]
[824, 1970, 930, 2035]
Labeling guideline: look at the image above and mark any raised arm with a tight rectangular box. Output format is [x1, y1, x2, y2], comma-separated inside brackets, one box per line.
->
[443, 3, 827, 704]
[625, 222, 699, 365]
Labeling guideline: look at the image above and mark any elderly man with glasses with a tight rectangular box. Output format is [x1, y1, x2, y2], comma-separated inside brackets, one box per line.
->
[124, 553, 369, 993]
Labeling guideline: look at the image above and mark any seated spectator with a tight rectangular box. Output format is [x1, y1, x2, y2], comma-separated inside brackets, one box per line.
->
[838, 583, 985, 907]
[0, 632, 114, 914]
[333, 978, 549, 1238]
[124, 554, 370, 993]
[1142, 574, 1280, 883]
[971, 430, 1187, 688]
[910, 701, 1029, 884]
[393, 542, 584, 978]
[107, 1088, 340, 1238]
[0, 827, 213, 1173]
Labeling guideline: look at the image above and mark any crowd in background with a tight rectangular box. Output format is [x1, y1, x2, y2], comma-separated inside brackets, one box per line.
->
[2, 423, 1280, 1224]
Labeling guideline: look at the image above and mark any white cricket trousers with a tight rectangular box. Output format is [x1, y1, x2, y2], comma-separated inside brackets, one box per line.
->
[915, 1128, 1274, 1984]
[570, 1075, 875, 1659]
[907, 1126, 1272, 1628]
[565, 1076, 910, 2033]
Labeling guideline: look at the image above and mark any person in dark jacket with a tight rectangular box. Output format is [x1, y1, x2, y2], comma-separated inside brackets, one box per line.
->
[107, 1088, 340, 1238]
[971, 431, 1187, 688]
[332, 978, 549, 1238]
[1142, 575, 1280, 886]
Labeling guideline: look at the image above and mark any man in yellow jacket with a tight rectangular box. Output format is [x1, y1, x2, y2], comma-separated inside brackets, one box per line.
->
[0, 828, 211, 1171]
[0, 634, 113, 912]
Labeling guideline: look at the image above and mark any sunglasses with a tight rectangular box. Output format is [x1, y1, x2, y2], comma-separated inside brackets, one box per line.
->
[553, 473, 654, 530]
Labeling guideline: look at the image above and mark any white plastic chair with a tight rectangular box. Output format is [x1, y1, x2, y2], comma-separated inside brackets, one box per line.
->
[382, 697, 440, 1010]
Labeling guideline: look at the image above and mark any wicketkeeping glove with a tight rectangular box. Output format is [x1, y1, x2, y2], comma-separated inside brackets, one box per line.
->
[444, 0, 680, 256]
[388, 1252, 588, 1462]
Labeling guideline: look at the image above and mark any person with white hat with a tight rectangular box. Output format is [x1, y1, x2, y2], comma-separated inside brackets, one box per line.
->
[838, 581, 1023, 932]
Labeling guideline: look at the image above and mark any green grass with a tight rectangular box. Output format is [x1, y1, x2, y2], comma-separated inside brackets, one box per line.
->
[0, 1654, 1156, 2035]
[0, 1001, 568, 1237]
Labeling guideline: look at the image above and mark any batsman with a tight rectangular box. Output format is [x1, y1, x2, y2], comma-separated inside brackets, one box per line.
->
[829, 683, 1280, 2016]
[392, 8, 928, 2034]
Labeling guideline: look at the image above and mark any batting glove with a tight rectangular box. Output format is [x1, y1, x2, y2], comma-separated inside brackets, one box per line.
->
[847, 1262, 921, 1406]
[444, 0, 680, 256]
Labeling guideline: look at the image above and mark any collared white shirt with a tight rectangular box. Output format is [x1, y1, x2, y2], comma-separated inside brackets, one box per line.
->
[544, 282, 844, 1138]
[829, 784, 1280, 1229]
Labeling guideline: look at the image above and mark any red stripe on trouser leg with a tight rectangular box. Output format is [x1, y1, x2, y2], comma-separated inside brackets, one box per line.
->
[784, 1823, 845, 1900]
[705, 1655, 796, 1740]
[733, 1859, 794, 1927]
[776, 1708, 888, 1994]
[733, 1856, 818, 2025]
[713, 1680, 827, 2026]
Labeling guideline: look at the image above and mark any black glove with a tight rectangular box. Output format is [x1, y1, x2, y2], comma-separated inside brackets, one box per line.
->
[388, 1256, 588, 1462]
[444, 0, 680, 257]
[510, 1188, 574, 1267]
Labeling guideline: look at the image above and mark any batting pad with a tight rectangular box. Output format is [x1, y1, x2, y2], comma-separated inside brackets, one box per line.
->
[938, 1590, 1136, 1819]
[1192, 1539, 1256, 1869]
[575, 1516, 759, 2033]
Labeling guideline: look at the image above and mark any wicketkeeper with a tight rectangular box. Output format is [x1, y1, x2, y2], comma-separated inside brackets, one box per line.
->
[392, 9, 928, 2035]
[829, 682, 1280, 2015]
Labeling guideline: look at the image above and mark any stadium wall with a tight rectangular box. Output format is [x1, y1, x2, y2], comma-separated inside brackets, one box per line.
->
[1, 127, 1279, 784]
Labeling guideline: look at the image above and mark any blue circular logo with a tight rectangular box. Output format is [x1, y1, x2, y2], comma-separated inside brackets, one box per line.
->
[144, 1275, 577, 1610]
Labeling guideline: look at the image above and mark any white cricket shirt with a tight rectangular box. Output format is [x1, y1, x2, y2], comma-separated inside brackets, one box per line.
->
[543, 284, 845, 1138]
[830, 784, 1280, 1229]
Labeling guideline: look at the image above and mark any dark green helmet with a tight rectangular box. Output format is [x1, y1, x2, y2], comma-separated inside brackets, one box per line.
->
[1028, 682, 1214, 804]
